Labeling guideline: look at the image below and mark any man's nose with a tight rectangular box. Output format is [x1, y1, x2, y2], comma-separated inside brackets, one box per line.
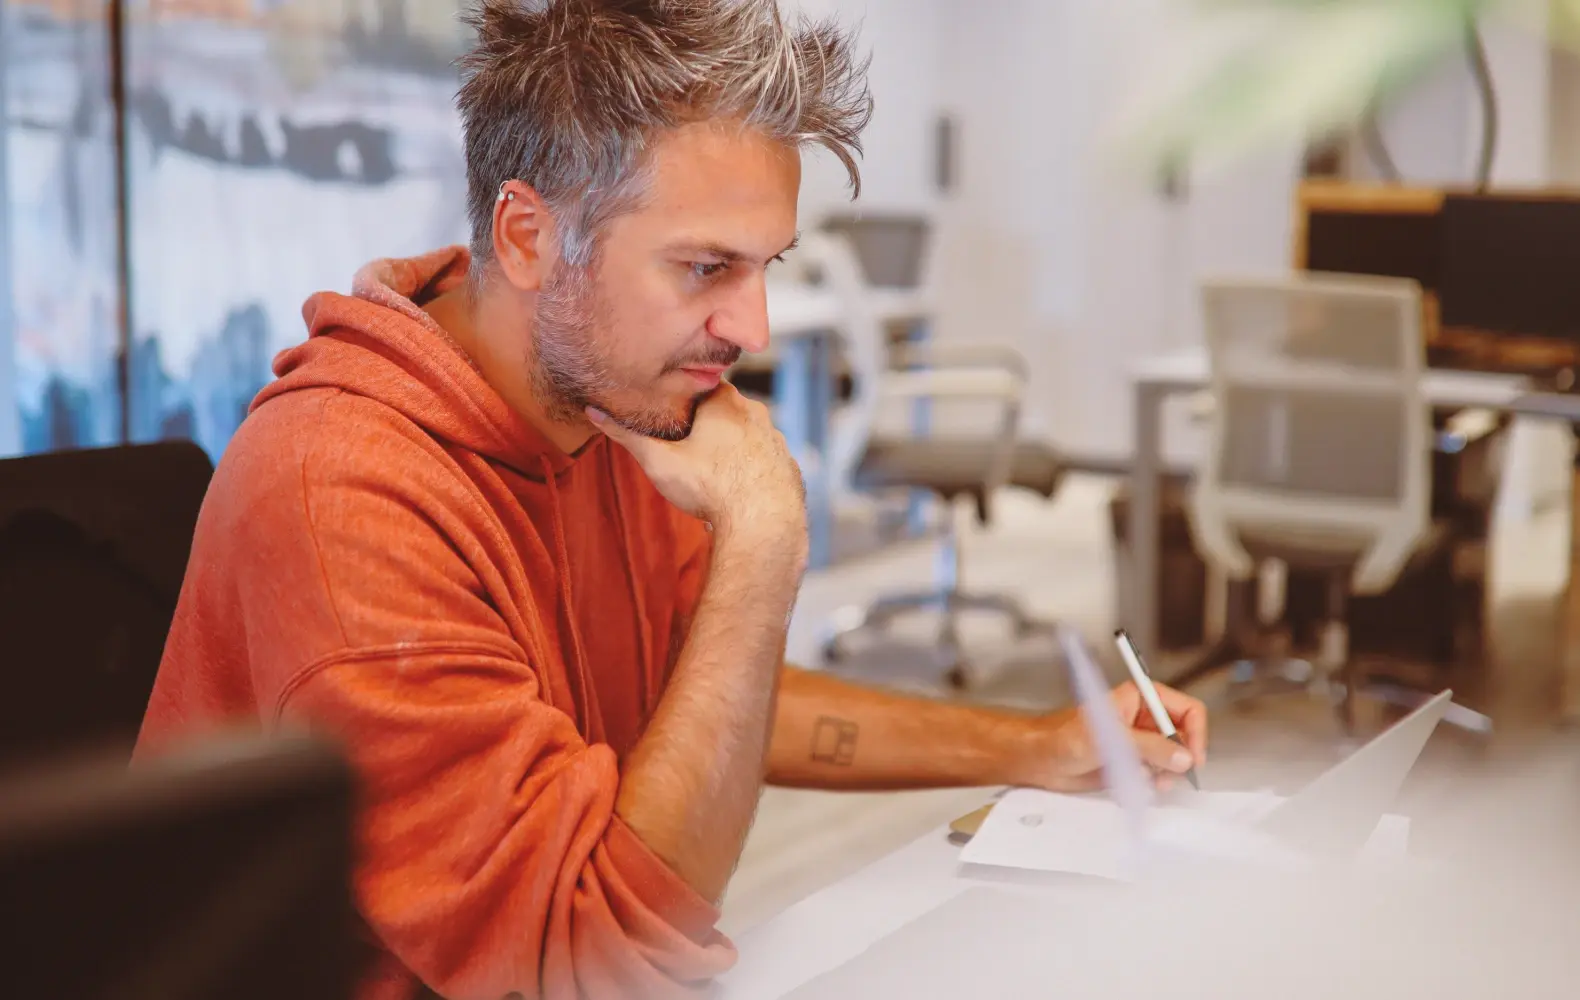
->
[706, 274, 772, 355]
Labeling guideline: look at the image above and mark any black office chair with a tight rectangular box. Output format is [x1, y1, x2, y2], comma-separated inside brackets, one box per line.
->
[0, 441, 214, 772]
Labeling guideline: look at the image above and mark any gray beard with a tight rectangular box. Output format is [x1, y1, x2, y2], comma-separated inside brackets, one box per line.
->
[531, 264, 698, 441]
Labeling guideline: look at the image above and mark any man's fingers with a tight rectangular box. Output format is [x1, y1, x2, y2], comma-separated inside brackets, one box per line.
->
[1152, 682, 1209, 763]
[1055, 771, 1107, 794]
[710, 380, 746, 405]
[586, 407, 649, 453]
[1133, 730, 1194, 775]
[585, 406, 622, 435]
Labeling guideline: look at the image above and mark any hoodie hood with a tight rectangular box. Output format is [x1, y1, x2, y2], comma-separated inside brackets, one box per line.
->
[261, 246, 643, 745]
[257, 245, 577, 480]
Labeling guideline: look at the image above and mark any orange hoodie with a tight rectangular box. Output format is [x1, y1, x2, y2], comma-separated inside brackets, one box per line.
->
[135, 247, 738, 1000]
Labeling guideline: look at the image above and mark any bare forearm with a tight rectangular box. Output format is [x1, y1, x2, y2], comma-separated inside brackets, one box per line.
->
[615, 537, 801, 902]
[766, 666, 1041, 790]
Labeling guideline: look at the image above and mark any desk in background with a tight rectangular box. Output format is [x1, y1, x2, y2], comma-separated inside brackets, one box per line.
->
[1119, 350, 1578, 712]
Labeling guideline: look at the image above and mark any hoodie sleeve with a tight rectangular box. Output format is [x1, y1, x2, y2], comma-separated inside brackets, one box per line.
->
[279, 649, 733, 1000]
[241, 408, 735, 1000]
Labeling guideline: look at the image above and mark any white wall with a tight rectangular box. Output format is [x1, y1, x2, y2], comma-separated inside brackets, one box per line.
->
[790, 0, 945, 220]
[932, 0, 1298, 463]
[1481, 1, 1551, 187]
[1355, 60, 1476, 185]
[1356, 9, 1549, 189]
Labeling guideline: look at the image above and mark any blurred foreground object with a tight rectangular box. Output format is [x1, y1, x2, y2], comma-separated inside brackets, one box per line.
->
[0, 733, 358, 1000]
[1108, 0, 1566, 180]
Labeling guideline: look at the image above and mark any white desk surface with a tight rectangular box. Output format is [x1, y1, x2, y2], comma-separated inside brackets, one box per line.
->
[1133, 346, 1531, 409]
[719, 815, 993, 999]
[721, 802, 1421, 998]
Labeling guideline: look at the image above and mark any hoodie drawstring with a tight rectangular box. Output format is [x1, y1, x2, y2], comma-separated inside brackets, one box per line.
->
[605, 445, 654, 714]
[540, 455, 599, 740]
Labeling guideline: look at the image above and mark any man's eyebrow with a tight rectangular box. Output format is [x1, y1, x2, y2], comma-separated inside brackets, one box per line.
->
[664, 232, 802, 264]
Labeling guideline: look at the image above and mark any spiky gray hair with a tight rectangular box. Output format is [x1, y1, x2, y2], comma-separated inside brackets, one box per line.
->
[457, 0, 872, 273]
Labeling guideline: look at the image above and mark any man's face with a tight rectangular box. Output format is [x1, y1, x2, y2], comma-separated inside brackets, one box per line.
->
[532, 121, 801, 440]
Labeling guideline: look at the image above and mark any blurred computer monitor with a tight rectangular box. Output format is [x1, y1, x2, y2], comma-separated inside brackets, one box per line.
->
[0, 732, 360, 1000]
[1439, 194, 1580, 341]
[1304, 207, 1441, 291]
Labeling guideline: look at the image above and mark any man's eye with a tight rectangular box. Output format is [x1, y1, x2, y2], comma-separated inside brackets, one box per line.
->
[691, 261, 728, 279]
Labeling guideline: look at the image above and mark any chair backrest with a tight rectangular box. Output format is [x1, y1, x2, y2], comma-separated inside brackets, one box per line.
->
[774, 232, 888, 499]
[0, 441, 214, 771]
[1188, 273, 1432, 593]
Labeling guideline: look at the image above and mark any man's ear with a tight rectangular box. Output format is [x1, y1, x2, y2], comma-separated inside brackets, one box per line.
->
[492, 180, 557, 291]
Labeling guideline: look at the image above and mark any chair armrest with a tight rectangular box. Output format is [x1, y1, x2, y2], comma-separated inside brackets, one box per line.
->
[1185, 493, 1255, 579]
[880, 368, 1022, 402]
[891, 344, 1028, 381]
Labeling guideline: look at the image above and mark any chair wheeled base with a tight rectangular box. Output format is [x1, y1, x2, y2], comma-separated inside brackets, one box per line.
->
[1171, 568, 1491, 737]
[821, 505, 1056, 689]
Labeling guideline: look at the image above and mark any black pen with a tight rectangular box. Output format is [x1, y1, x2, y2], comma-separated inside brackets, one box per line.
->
[1114, 628, 1200, 790]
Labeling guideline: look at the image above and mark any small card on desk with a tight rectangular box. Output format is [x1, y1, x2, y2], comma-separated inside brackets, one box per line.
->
[949, 803, 994, 842]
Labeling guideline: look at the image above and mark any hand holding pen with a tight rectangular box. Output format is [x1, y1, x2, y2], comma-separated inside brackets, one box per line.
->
[1115, 628, 1205, 790]
[1016, 636, 1210, 794]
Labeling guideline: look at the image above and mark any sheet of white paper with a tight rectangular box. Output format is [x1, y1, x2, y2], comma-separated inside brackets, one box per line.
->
[959, 787, 1410, 881]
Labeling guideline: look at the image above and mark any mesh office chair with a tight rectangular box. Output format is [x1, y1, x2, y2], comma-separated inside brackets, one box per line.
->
[1181, 273, 1489, 734]
[790, 232, 1065, 687]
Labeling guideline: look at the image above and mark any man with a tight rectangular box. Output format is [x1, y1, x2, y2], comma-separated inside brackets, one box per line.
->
[136, 1, 1208, 998]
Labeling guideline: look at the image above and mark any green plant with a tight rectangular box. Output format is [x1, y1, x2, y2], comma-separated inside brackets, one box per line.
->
[1111, 0, 1567, 180]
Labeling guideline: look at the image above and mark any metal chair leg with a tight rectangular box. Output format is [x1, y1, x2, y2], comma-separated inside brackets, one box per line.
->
[1166, 577, 1266, 691]
[948, 592, 1050, 638]
[821, 500, 1057, 684]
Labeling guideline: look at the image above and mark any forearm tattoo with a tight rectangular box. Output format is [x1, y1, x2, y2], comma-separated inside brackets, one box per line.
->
[809, 715, 859, 766]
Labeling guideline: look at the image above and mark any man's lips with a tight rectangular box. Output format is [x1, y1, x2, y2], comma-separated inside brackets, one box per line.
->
[677, 363, 730, 388]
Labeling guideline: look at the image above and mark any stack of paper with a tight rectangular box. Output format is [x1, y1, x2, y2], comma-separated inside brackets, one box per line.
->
[958, 787, 1410, 881]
